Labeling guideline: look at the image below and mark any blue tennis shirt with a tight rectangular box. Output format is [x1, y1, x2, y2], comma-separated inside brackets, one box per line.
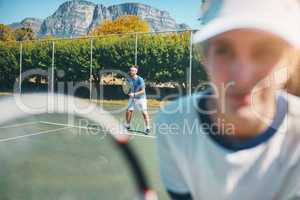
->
[127, 76, 146, 99]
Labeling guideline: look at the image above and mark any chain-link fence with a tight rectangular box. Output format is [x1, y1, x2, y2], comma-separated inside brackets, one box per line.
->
[0, 30, 208, 100]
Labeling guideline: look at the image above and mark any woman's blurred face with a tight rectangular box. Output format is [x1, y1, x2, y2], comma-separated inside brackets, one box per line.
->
[203, 29, 295, 116]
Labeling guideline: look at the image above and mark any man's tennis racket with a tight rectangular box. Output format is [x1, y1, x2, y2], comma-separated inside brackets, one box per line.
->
[0, 94, 157, 200]
[122, 79, 133, 95]
[122, 78, 137, 103]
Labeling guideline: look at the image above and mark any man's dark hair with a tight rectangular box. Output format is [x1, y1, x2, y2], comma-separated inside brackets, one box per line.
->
[130, 65, 139, 70]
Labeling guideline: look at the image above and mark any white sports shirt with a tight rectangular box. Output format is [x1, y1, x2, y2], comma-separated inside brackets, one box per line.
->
[155, 90, 300, 200]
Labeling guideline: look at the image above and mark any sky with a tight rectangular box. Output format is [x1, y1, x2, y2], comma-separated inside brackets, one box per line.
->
[0, 0, 201, 28]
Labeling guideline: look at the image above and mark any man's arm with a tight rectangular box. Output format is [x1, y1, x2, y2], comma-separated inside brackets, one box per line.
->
[128, 87, 145, 98]
[133, 88, 145, 96]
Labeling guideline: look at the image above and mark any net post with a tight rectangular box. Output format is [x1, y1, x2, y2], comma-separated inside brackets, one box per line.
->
[135, 33, 138, 66]
[90, 38, 93, 101]
[188, 30, 193, 96]
[19, 42, 23, 94]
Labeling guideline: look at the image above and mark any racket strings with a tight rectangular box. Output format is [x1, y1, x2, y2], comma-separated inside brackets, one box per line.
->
[0, 94, 157, 200]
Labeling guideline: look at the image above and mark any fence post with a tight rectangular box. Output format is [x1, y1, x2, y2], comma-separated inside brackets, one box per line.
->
[188, 30, 193, 96]
[51, 41, 55, 94]
[19, 42, 23, 94]
[135, 33, 138, 66]
[90, 39, 93, 101]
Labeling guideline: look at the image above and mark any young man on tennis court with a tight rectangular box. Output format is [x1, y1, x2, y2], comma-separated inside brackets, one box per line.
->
[125, 65, 150, 134]
[156, 0, 300, 199]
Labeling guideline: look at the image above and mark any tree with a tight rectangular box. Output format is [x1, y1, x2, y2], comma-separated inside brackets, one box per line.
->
[0, 31, 208, 94]
[14, 27, 35, 41]
[0, 42, 19, 90]
[0, 24, 15, 42]
[92, 15, 150, 35]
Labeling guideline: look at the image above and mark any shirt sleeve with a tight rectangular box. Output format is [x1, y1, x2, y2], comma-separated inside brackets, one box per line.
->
[156, 111, 192, 200]
[138, 77, 145, 89]
[277, 157, 300, 200]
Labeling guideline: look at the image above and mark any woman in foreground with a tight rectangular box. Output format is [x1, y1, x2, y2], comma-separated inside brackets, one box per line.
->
[156, 0, 300, 199]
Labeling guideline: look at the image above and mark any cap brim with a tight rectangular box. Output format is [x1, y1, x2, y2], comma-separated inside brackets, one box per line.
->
[193, 16, 300, 49]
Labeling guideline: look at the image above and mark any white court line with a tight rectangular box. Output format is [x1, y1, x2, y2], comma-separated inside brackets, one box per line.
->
[0, 127, 72, 142]
[0, 121, 40, 129]
[39, 121, 156, 139]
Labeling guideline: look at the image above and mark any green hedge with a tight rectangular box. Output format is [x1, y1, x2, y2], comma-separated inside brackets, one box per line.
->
[0, 42, 20, 90]
[0, 32, 207, 91]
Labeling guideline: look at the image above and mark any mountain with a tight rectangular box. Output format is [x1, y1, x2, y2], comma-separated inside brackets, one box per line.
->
[9, 0, 189, 38]
[105, 3, 189, 32]
[9, 18, 43, 34]
[39, 0, 96, 38]
[89, 2, 190, 33]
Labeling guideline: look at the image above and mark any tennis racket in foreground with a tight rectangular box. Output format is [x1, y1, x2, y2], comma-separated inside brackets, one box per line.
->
[0, 93, 157, 200]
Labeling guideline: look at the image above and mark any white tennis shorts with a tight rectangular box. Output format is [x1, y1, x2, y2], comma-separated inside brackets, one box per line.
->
[127, 98, 147, 111]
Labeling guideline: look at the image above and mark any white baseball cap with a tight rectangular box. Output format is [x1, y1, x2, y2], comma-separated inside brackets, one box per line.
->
[193, 0, 300, 48]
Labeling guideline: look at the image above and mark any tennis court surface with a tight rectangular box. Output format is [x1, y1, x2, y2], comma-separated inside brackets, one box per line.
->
[0, 99, 169, 200]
